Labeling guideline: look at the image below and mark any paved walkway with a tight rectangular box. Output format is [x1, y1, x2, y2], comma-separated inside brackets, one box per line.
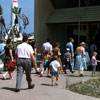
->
[0, 70, 100, 100]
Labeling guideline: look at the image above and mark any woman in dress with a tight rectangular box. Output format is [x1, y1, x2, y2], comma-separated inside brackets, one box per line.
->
[53, 43, 62, 72]
[2, 38, 14, 79]
[75, 42, 87, 77]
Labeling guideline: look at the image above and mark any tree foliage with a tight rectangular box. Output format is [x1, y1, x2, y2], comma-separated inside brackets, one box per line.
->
[0, 5, 8, 35]
[0, 5, 3, 15]
[12, 7, 29, 29]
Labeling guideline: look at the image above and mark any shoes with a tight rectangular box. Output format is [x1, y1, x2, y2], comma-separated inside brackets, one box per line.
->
[72, 71, 75, 74]
[91, 74, 95, 77]
[64, 72, 67, 74]
[40, 74, 43, 77]
[15, 89, 20, 92]
[51, 83, 58, 86]
[55, 83, 58, 86]
[2, 74, 6, 80]
[51, 82, 54, 86]
[28, 84, 35, 89]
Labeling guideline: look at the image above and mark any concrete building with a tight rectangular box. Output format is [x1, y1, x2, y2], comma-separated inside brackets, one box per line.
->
[34, 0, 100, 55]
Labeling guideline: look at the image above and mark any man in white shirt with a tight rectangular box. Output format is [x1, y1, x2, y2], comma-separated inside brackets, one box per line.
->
[41, 38, 53, 56]
[15, 35, 37, 92]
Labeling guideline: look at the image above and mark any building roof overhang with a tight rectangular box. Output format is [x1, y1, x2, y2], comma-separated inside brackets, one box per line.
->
[46, 6, 100, 24]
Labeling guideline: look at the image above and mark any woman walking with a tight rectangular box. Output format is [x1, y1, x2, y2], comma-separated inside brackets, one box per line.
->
[2, 38, 14, 79]
[75, 42, 87, 77]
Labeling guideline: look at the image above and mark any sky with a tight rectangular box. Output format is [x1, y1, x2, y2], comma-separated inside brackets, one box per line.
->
[0, 0, 34, 33]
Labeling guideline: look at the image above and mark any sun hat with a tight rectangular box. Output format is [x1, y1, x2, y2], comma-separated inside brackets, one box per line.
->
[80, 42, 86, 46]
[66, 48, 70, 51]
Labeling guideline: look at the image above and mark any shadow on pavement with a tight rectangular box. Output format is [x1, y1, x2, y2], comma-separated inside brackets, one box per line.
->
[41, 83, 52, 86]
[0, 78, 3, 80]
[67, 74, 91, 77]
[1, 87, 28, 92]
[1, 87, 16, 92]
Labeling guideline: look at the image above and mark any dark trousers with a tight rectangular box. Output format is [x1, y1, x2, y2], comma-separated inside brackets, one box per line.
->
[92, 65, 96, 74]
[16, 58, 32, 89]
[64, 61, 71, 72]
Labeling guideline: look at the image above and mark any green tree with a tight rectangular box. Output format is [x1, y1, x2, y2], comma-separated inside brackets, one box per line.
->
[0, 5, 8, 37]
[12, 7, 29, 29]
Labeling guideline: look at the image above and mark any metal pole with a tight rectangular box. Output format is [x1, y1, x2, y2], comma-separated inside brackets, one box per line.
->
[78, 0, 80, 45]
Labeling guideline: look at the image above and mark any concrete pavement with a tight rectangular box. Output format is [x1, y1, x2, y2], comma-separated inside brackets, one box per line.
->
[0, 70, 100, 100]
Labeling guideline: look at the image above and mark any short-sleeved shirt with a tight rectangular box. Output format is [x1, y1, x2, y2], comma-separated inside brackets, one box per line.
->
[50, 60, 60, 72]
[41, 42, 53, 52]
[66, 42, 74, 56]
[91, 56, 97, 65]
[64, 52, 71, 62]
[15, 42, 34, 58]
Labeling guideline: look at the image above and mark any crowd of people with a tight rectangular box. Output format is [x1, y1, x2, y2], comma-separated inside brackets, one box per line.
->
[0, 36, 99, 92]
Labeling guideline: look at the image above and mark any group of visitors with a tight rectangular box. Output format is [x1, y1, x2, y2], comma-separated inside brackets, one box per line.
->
[0, 35, 99, 92]
[38, 38, 100, 79]
[0, 36, 38, 92]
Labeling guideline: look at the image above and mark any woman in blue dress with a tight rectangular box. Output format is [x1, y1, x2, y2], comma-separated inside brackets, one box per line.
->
[75, 42, 87, 77]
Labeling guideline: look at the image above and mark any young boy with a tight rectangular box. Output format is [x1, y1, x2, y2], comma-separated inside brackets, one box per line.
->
[63, 48, 71, 74]
[40, 50, 51, 77]
[50, 56, 60, 86]
[91, 52, 100, 77]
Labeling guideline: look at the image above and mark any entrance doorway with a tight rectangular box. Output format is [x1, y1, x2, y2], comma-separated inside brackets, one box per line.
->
[67, 25, 88, 50]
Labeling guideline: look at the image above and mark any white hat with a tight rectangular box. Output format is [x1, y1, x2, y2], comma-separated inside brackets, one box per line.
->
[80, 42, 86, 46]
[66, 48, 70, 51]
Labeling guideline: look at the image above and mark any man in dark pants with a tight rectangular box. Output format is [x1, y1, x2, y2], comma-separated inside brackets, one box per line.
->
[15, 35, 37, 92]
[66, 38, 74, 73]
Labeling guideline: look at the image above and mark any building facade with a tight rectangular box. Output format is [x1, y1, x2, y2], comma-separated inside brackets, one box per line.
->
[34, 0, 100, 54]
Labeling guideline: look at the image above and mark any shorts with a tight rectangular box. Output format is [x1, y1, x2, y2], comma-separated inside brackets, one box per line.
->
[44, 61, 50, 70]
[51, 71, 59, 77]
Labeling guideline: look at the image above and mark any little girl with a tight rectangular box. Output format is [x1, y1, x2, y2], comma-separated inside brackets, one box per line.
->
[91, 52, 100, 77]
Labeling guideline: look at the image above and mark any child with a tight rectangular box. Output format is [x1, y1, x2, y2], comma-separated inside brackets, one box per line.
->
[40, 50, 51, 77]
[2, 60, 16, 80]
[63, 48, 71, 74]
[91, 52, 100, 77]
[50, 56, 60, 86]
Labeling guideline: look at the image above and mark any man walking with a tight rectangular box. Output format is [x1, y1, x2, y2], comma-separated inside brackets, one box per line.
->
[66, 38, 74, 73]
[15, 35, 37, 92]
[41, 38, 53, 56]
